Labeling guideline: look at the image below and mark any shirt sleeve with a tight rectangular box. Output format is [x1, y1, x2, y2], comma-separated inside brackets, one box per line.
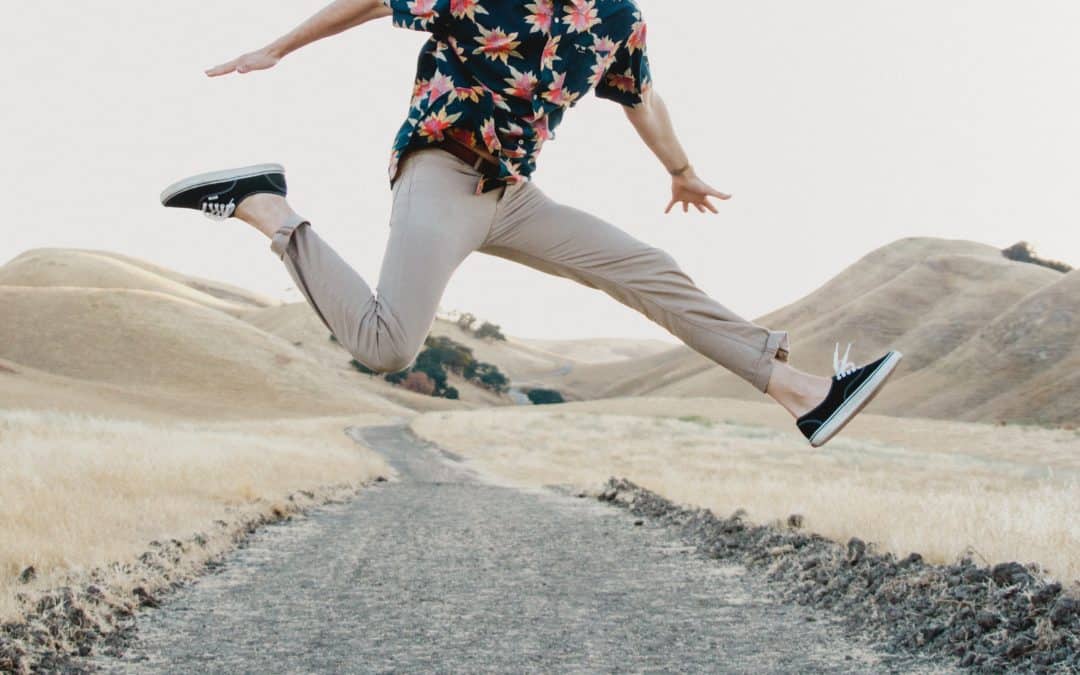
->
[593, 13, 652, 108]
[380, 0, 451, 35]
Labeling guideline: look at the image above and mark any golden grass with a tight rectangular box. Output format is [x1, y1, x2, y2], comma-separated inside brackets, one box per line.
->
[410, 397, 1080, 585]
[0, 409, 391, 621]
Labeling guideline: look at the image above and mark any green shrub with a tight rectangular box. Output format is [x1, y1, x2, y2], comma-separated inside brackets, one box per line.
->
[412, 359, 448, 392]
[527, 388, 564, 405]
[422, 335, 474, 375]
[383, 369, 410, 384]
[346, 332, 508, 398]
[469, 361, 509, 393]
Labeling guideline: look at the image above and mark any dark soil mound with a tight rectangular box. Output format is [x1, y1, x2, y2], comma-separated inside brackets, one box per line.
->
[598, 478, 1079, 673]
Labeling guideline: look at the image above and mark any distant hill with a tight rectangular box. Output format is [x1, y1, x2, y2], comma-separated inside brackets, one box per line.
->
[882, 269, 1079, 424]
[514, 336, 675, 364]
[0, 248, 276, 315]
[0, 285, 404, 418]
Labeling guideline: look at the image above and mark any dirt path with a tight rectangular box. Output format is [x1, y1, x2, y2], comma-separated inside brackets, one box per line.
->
[87, 424, 938, 673]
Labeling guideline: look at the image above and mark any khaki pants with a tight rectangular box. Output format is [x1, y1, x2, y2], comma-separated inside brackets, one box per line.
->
[269, 146, 788, 393]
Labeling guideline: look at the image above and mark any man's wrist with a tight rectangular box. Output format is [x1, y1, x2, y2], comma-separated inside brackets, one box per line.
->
[265, 42, 289, 59]
[668, 162, 692, 177]
[265, 32, 301, 60]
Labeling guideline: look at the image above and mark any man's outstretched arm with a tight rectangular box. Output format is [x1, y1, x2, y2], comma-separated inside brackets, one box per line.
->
[206, 0, 392, 77]
[623, 88, 732, 215]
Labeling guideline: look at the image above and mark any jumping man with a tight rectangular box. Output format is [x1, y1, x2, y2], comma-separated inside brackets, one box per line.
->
[159, 0, 903, 447]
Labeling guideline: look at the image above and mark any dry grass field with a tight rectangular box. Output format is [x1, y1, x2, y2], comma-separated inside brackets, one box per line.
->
[0, 247, 508, 635]
[0, 409, 391, 622]
[410, 397, 1080, 586]
[2, 240, 1075, 654]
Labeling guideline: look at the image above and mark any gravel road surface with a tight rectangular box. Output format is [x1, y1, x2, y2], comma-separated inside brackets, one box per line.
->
[88, 423, 937, 674]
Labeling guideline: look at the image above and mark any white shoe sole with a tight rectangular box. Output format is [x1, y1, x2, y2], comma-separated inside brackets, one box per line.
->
[808, 350, 903, 448]
[159, 163, 285, 205]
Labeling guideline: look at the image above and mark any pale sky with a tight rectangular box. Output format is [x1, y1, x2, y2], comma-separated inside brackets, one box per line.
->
[2, 1, 1077, 343]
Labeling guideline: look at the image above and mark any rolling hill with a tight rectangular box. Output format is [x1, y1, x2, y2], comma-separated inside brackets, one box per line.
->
[0, 248, 276, 316]
[0, 285, 406, 418]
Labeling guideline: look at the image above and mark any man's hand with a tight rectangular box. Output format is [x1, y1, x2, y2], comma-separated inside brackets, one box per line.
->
[205, 48, 281, 77]
[622, 89, 731, 215]
[203, 1, 390, 78]
[665, 168, 732, 214]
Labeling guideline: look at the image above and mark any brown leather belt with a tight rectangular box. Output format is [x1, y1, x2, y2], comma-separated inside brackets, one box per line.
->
[431, 139, 501, 177]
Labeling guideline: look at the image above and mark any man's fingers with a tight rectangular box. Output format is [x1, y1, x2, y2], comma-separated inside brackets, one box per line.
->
[710, 188, 732, 200]
[205, 61, 237, 77]
[703, 197, 718, 214]
[664, 198, 676, 214]
[694, 203, 705, 213]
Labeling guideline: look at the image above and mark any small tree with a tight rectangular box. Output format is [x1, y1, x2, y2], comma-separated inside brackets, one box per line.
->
[423, 335, 475, 375]
[1002, 241, 1072, 273]
[473, 321, 507, 341]
[443, 386, 460, 400]
[1002, 241, 1035, 263]
[456, 312, 477, 332]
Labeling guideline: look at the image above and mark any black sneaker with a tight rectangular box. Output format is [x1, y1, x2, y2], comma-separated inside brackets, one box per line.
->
[796, 343, 903, 447]
[159, 164, 287, 220]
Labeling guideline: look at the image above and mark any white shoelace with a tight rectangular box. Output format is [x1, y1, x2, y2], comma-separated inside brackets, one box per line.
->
[202, 198, 236, 221]
[833, 341, 858, 379]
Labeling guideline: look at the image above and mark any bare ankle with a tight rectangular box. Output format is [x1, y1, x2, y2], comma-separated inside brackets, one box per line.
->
[235, 194, 298, 239]
[794, 375, 831, 416]
[767, 361, 831, 419]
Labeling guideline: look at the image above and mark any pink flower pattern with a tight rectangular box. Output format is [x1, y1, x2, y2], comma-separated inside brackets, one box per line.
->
[524, 0, 555, 34]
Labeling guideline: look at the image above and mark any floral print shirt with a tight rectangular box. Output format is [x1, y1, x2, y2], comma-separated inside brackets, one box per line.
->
[381, 0, 652, 195]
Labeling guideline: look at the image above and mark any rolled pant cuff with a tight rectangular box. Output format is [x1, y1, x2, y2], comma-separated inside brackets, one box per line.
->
[270, 214, 312, 260]
[751, 329, 790, 394]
